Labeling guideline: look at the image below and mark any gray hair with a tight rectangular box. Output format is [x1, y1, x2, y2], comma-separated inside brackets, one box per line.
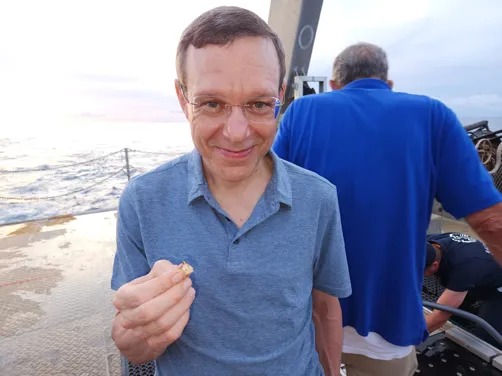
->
[332, 42, 388, 86]
[176, 6, 286, 90]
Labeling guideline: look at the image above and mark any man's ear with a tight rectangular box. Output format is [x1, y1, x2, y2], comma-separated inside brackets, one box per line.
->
[387, 79, 394, 89]
[174, 79, 190, 119]
[329, 79, 342, 90]
[431, 260, 440, 272]
[279, 82, 286, 103]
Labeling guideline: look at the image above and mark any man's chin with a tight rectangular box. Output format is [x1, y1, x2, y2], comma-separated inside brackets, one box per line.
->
[217, 166, 257, 183]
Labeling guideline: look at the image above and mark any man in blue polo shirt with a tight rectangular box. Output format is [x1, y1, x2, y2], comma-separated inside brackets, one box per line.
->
[110, 6, 351, 376]
[273, 42, 502, 375]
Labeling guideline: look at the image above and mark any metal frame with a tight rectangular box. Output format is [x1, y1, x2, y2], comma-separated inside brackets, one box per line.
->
[293, 75, 328, 99]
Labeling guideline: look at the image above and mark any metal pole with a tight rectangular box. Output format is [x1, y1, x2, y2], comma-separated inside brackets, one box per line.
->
[124, 148, 131, 181]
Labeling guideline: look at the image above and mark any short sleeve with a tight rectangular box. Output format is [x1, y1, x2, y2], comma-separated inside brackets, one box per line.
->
[434, 102, 501, 218]
[111, 181, 150, 290]
[313, 186, 352, 298]
[272, 103, 294, 159]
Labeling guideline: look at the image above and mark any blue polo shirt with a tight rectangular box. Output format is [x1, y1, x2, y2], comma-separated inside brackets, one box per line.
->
[273, 78, 501, 346]
[111, 150, 351, 376]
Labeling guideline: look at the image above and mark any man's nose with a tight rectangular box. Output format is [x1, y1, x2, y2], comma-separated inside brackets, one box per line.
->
[223, 106, 250, 141]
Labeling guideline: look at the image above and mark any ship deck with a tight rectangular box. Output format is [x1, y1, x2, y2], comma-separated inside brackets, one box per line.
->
[1, 211, 501, 375]
[0, 211, 120, 376]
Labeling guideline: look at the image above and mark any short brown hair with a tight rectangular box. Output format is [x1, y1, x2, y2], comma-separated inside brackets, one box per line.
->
[176, 6, 286, 90]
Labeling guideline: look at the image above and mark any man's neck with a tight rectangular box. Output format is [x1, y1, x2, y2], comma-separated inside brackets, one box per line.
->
[205, 156, 274, 227]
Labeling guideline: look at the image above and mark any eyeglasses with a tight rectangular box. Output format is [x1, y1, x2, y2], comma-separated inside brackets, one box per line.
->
[183, 93, 281, 124]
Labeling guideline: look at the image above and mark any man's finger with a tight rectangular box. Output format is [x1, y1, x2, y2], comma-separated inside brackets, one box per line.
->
[120, 279, 193, 329]
[146, 310, 191, 350]
[150, 259, 176, 277]
[129, 274, 153, 285]
[138, 286, 196, 336]
[113, 268, 185, 310]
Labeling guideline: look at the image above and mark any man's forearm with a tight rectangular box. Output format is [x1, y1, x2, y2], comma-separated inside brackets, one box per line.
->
[466, 202, 502, 265]
[313, 289, 343, 376]
[425, 310, 451, 334]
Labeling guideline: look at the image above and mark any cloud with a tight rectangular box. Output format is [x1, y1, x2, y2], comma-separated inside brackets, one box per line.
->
[1, 0, 501, 129]
[74, 73, 140, 84]
[67, 73, 185, 122]
[441, 94, 502, 117]
[447, 94, 502, 107]
[307, 0, 502, 117]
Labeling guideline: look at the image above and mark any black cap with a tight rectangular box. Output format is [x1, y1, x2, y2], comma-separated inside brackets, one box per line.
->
[425, 242, 437, 268]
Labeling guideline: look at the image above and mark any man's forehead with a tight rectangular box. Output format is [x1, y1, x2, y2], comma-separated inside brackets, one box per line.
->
[184, 38, 280, 93]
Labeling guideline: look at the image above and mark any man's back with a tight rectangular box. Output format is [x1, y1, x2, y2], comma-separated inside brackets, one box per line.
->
[428, 232, 502, 300]
[273, 77, 500, 346]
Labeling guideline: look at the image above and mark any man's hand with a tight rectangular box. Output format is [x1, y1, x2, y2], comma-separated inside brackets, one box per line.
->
[425, 289, 467, 333]
[111, 260, 196, 364]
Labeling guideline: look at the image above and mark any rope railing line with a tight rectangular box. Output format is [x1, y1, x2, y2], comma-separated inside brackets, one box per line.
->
[128, 149, 174, 156]
[0, 150, 124, 174]
[0, 168, 126, 201]
[129, 166, 148, 174]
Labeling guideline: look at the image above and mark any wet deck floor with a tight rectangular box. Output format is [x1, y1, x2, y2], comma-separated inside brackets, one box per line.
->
[0, 211, 120, 376]
[0, 211, 499, 375]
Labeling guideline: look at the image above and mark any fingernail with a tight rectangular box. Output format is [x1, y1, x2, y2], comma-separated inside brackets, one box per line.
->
[183, 278, 192, 289]
[189, 287, 196, 297]
[172, 271, 184, 284]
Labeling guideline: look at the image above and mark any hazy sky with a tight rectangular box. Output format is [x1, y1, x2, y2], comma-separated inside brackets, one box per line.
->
[1, 0, 501, 130]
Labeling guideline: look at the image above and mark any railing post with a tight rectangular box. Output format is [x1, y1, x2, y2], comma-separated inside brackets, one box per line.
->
[124, 148, 131, 181]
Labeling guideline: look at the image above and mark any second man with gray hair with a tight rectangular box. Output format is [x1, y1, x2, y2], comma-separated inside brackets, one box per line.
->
[273, 42, 502, 375]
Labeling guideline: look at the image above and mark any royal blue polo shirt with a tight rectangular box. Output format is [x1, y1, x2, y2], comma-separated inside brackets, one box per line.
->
[273, 78, 501, 346]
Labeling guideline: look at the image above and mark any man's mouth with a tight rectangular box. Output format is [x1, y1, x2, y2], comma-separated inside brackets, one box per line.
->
[217, 146, 254, 159]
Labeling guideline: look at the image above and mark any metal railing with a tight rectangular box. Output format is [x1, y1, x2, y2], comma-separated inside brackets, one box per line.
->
[0, 148, 175, 202]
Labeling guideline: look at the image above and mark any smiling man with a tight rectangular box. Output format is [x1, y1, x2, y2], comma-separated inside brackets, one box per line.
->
[110, 6, 351, 376]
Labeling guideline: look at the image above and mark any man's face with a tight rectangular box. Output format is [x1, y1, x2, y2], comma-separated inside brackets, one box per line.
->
[177, 36, 283, 183]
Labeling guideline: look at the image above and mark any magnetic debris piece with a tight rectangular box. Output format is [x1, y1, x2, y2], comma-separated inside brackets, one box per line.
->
[179, 261, 194, 277]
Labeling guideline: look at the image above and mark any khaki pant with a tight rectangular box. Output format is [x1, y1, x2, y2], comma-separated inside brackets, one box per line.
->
[342, 350, 418, 376]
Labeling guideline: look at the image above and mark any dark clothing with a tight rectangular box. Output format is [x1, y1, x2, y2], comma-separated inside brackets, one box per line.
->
[427, 232, 502, 348]
[427, 232, 502, 299]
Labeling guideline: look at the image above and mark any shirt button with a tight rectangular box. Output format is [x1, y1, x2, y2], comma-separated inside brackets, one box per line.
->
[233, 239, 240, 245]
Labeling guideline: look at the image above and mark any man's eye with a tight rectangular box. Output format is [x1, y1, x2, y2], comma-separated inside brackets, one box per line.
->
[250, 101, 272, 110]
[194, 100, 225, 112]
[204, 101, 221, 109]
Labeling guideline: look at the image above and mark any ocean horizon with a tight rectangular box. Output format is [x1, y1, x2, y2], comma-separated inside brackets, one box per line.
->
[1, 116, 501, 225]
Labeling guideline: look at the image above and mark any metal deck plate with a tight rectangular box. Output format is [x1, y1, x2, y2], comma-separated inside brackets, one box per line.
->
[416, 333, 502, 376]
[0, 212, 121, 376]
[1, 212, 499, 375]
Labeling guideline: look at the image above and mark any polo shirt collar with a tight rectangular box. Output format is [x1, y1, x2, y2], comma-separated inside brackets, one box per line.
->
[343, 78, 391, 91]
[186, 149, 292, 208]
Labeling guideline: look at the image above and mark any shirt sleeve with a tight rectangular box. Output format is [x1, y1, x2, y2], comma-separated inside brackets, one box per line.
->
[111, 180, 150, 290]
[313, 186, 352, 298]
[434, 101, 502, 218]
[272, 103, 294, 159]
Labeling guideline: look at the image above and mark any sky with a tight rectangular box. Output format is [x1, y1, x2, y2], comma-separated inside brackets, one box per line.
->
[0, 0, 501, 132]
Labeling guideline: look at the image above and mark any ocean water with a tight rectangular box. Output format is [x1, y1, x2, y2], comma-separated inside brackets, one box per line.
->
[0, 120, 194, 225]
[1, 117, 501, 225]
